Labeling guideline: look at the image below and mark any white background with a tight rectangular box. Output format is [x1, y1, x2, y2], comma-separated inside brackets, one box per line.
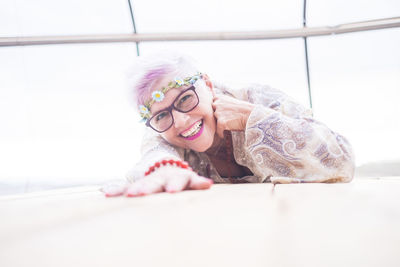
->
[0, 0, 399, 190]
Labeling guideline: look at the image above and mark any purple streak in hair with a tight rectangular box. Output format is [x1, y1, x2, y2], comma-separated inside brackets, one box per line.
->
[136, 66, 172, 106]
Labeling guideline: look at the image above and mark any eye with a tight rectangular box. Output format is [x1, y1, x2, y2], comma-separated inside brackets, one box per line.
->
[155, 111, 168, 121]
[179, 95, 192, 103]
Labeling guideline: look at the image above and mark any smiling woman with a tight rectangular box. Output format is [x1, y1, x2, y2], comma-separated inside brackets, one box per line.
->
[146, 73, 216, 152]
[102, 52, 355, 197]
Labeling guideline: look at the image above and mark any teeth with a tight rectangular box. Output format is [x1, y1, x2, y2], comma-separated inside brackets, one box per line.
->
[181, 121, 202, 137]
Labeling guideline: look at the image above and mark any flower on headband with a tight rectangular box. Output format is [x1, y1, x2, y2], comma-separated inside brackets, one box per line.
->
[152, 90, 165, 102]
[174, 77, 185, 86]
[189, 76, 199, 84]
[139, 105, 149, 116]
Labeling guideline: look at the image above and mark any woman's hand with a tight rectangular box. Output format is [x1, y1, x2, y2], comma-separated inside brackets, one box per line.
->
[101, 166, 213, 197]
[212, 94, 255, 138]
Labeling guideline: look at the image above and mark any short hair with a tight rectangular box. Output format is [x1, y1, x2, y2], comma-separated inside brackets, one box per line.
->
[127, 52, 200, 110]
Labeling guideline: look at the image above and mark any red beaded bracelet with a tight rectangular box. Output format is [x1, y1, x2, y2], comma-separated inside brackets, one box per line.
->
[144, 159, 192, 176]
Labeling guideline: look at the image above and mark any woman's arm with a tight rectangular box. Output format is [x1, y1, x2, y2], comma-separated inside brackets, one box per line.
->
[103, 127, 213, 197]
[126, 127, 184, 183]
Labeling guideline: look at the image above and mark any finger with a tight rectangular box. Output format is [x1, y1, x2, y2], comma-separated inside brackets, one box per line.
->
[101, 183, 127, 197]
[211, 88, 216, 98]
[139, 177, 165, 195]
[212, 100, 218, 111]
[216, 122, 225, 139]
[165, 175, 190, 193]
[125, 179, 147, 197]
[188, 175, 214, 190]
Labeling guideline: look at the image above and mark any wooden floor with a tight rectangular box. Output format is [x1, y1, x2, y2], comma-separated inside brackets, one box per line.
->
[1, 177, 399, 267]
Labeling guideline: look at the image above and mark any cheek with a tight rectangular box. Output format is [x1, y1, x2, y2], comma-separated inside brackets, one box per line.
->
[160, 131, 177, 144]
[160, 128, 189, 148]
[197, 95, 214, 116]
[195, 96, 215, 122]
[200, 105, 216, 135]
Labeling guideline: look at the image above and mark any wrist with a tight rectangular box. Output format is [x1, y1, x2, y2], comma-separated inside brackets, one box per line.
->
[145, 159, 192, 176]
[241, 102, 255, 128]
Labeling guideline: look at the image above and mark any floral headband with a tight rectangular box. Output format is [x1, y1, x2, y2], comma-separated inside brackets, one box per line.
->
[139, 72, 202, 121]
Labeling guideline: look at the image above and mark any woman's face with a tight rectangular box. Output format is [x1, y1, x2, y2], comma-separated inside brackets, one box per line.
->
[149, 74, 216, 152]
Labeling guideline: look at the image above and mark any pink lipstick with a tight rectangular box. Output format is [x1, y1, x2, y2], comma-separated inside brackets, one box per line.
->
[182, 120, 204, 141]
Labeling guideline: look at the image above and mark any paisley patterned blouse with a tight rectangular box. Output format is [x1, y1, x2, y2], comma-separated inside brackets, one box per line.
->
[127, 83, 355, 184]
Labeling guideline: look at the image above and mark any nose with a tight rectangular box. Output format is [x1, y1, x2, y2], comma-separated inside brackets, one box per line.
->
[172, 110, 190, 129]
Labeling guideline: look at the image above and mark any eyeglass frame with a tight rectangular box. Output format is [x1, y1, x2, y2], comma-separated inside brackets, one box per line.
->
[145, 85, 200, 133]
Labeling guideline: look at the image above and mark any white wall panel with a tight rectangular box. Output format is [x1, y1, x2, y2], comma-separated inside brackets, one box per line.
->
[308, 0, 400, 26]
[0, 43, 142, 181]
[308, 28, 400, 165]
[0, 0, 133, 36]
[0, 0, 19, 37]
[133, 0, 303, 32]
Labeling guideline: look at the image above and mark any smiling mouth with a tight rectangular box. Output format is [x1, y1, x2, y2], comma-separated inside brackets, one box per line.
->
[180, 120, 203, 139]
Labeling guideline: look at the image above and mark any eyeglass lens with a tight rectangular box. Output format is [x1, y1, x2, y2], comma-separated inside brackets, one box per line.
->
[149, 89, 199, 132]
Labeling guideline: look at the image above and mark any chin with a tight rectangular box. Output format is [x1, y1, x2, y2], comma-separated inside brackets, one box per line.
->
[196, 135, 215, 152]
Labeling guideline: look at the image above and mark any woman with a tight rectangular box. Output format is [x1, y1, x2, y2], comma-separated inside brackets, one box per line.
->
[103, 53, 355, 197]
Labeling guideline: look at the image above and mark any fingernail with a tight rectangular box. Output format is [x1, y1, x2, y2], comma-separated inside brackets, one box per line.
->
[202, 177, 214, 183]
[105, 191, 124, 197]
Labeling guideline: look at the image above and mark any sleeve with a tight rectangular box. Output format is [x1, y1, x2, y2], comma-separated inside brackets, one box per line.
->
[244, 84, 355, 183]
[126, 127, 184, 183]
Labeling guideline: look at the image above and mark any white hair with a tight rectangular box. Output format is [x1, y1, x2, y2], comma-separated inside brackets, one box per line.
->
[126, 51, 201, 109]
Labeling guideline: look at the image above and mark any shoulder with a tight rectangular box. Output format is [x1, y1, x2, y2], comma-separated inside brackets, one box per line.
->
[213, 81, 274, 100]
[214, 81, 312, 118]
[214, 81, 282, 104]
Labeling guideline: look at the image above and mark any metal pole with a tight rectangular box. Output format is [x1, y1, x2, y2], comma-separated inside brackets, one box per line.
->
[303, 0, 313, 110]
[127, 0, 140, 56]
[1, 17, 400, 47]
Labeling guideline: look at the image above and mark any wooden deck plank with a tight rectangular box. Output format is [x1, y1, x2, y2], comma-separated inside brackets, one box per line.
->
[0, 178, 399, 267]
[272, 178, 400, 267]
[0, 184, 275, 267]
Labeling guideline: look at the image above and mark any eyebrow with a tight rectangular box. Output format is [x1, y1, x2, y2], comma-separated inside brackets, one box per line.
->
[151, 86, 195, 115]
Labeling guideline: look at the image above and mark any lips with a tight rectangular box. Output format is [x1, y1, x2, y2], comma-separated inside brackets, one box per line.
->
[179, 119, 204, 141]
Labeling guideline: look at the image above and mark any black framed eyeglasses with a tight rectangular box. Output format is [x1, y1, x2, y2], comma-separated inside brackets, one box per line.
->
[146, 86, 200, 133]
